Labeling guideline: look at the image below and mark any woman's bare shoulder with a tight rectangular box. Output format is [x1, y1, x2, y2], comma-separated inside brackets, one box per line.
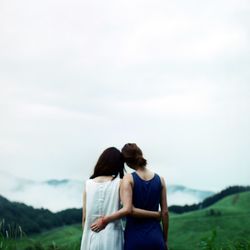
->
[124, 172, 132, 179]
[159, 175, 167, 187]
[122, 173, 133, 183]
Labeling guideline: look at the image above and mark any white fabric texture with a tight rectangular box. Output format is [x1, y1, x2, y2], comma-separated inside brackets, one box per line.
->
[80, 177, 124, 250]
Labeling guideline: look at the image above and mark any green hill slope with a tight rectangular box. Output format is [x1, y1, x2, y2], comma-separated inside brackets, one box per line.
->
[0, 195, 81, 235]
[3, 191, 250, 250]
[169, 191, 250, 249]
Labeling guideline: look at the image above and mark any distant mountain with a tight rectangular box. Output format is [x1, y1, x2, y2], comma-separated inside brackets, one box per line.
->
[0, 171, 84, 212]
[45, 179, 71, 186]
[0, 171, 214, 211]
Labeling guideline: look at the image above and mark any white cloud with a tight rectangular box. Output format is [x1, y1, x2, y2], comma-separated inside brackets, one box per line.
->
[118, 92, 210, 116]
[0, 0, 250, 190]
[16, 103, 103, 122]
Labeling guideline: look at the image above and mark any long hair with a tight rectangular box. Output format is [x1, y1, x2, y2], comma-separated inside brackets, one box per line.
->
[90, 147, 125, 179]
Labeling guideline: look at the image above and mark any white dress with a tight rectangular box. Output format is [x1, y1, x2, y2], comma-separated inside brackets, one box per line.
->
[80, 177, 124, 250]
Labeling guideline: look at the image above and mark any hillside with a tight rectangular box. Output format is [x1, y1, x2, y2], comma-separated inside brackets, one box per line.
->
[0, 195, 81, 235]
[0, 185, 249, 236]
[169, 185, 250, 214]
[169, 191, 250, 249]
[3, 191, 250, 250]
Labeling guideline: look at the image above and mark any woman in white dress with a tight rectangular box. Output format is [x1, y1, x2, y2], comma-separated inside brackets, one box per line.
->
[80, 147, 160, 250]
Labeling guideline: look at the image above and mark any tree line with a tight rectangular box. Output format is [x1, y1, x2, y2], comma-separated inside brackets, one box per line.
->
[0, 195, 81, 235]
[168, 185, 250, 214]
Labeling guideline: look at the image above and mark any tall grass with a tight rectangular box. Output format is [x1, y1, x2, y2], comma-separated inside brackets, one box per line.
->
[0, 220, 81, 250]
[0, 218, 25, 249]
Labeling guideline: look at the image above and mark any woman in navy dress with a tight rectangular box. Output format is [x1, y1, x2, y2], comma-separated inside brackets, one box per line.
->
[122, 143, 168, 250]
[91, 143, 169, 250]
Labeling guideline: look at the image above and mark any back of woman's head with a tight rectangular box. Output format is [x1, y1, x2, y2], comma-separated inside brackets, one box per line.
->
[90, 147, 124, 179]
[121, 143, 147, 168]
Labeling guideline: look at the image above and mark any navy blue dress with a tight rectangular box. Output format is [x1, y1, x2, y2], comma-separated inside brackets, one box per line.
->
[124, 172, 165, 250]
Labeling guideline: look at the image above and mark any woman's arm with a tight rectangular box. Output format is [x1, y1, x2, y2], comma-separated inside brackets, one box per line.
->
[160, 177, 169, 246]
[90, 174, 160, 231]
[131, 206, 161, 219]
[82, 191, 86, 230]
[129, 173, 160, 219]
[108, 175, 161, 220]
[121, 174, 160, 219]
[90, 174, 132, 231]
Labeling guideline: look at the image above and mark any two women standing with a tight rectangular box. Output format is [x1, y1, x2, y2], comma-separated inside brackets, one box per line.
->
[80, 143, 169, 250]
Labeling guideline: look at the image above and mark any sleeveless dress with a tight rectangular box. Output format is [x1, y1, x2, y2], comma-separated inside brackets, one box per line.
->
[124, 172, 165, 250]
[80, 177, 124, 250]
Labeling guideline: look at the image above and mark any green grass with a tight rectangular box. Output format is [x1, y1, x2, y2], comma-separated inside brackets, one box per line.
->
[2, 225, 82, 250]
[169, 191, 250, 250]
[2, 191, 250, 250]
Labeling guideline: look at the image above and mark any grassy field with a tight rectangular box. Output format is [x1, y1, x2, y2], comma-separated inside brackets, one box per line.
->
[169, 191, 250, 249]
[2, 224, 82, 250]
[2, 191, 250, 250]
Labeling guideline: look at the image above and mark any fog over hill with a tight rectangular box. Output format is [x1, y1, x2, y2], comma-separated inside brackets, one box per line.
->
[0, 171, 214, 212]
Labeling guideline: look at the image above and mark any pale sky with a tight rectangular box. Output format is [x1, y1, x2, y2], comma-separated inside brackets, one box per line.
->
[0, 0, 250, 191]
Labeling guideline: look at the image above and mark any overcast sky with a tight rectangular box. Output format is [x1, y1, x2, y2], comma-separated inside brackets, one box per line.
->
[0, 0, 249, 191]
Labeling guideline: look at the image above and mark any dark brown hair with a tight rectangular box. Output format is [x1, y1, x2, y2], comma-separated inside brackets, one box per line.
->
[121, 143, 147, 168]
[90, 147, 125, 179]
